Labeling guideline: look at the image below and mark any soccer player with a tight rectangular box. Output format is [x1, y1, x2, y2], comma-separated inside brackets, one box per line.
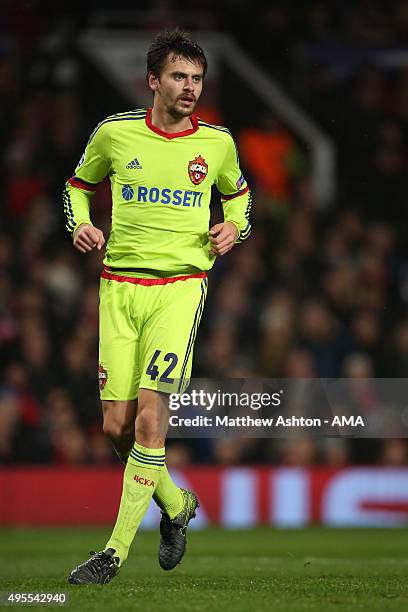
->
[65, 28, 251, 584]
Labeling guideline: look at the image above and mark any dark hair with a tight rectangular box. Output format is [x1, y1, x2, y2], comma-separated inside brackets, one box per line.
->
[147, 28, 207, 80]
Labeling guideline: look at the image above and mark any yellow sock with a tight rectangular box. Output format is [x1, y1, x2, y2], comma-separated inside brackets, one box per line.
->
[153, 464, 184, 519]
[105, 442, 165, 563]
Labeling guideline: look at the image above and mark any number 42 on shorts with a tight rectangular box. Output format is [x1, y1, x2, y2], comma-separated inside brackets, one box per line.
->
[146, 349, 178, 383]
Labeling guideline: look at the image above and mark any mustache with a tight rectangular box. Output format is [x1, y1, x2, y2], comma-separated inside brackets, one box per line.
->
[177, 94, 196, 101]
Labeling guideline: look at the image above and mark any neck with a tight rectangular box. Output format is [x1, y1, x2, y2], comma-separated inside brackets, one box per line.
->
[150, 105, 193, 134]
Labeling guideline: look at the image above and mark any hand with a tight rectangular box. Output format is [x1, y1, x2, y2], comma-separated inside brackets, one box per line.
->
[73, 223, 105, 253]
[209, 221, 238, 257]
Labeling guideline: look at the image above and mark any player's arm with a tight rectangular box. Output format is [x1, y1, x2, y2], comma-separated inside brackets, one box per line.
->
[211, 133, 252, 256]
[63, 121, 111, 252]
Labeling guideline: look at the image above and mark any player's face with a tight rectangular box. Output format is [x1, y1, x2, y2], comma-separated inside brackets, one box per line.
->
[151, 54, 204, 119]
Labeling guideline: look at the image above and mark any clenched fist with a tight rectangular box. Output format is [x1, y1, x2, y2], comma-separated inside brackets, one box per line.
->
[73, 223, 105, 253]
[209, 221, 238, 256]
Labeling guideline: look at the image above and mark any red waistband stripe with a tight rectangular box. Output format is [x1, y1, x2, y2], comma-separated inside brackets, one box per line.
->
[101, 269, 207, 286]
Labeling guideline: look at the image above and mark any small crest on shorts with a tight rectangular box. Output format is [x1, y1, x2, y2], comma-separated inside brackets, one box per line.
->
[99, 364, 108, 390]
[188, 155, 208, 185]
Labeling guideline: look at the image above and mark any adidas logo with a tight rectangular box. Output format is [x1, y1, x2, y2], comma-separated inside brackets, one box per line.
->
[126, 158, 142, 169]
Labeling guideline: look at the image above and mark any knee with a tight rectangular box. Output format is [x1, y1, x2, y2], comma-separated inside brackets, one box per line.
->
[136, 406, 158, 438]
[135, 402, 164, 443]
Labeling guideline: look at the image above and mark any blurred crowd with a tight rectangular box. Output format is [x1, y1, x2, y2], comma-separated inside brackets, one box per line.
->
[1, 1, 408, 467]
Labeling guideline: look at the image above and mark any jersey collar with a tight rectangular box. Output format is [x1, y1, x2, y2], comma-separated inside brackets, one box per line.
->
[146, 108, 199, 139]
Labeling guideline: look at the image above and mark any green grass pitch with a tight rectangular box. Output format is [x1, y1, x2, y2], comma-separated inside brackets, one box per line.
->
[1, 527, 407, 611]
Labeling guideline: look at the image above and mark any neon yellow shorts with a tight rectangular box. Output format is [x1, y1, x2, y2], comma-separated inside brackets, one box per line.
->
[98, 271, 208, 400]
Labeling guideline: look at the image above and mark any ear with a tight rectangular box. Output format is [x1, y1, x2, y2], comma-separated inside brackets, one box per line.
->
[148, 72, 159, 93]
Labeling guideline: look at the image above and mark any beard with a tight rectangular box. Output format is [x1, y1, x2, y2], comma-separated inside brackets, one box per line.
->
[166, 96, 197, 119]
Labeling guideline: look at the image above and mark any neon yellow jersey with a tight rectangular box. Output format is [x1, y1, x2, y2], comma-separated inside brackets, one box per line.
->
[63, 108, 251, 275]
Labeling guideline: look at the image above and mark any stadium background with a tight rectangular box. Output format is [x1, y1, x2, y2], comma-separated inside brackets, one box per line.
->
[1, 0, 408, 529]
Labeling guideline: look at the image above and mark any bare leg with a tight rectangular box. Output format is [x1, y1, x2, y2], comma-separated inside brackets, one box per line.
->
[102, 400, 137, 459]
[135, 389, 170, 448]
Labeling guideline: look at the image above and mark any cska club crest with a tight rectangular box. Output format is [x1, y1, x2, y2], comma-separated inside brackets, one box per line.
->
[98, 364, 108, 390]
[188, 155, 208, 185]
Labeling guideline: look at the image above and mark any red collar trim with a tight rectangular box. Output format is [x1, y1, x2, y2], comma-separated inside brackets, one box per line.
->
[146, 108, 199, 139]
